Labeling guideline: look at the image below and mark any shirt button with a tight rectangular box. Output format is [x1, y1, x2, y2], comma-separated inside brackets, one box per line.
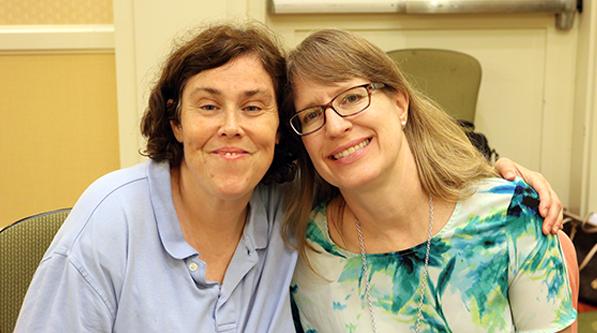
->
[189, 262, 198, 272]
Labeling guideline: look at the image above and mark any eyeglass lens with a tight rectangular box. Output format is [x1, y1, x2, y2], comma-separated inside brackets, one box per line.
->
[291, 85, 370, 135]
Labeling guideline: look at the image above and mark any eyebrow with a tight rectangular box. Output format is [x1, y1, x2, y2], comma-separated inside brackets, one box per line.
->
[187, 87, 221, 99]
[189, 87, 273, 99]
[299, 84, 353, 110]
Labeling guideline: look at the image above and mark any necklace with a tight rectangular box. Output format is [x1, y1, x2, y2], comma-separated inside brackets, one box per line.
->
[355, 195, 434, 333]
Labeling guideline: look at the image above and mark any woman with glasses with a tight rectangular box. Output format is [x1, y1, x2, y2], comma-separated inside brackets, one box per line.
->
[284, 28, 576, 333]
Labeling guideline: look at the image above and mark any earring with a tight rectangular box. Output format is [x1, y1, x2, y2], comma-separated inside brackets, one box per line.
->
[401, 120, 407, 128]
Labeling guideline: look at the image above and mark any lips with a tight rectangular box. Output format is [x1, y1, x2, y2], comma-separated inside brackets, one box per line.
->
[332, 138, 370, 160]
[212, 147, 248, 156]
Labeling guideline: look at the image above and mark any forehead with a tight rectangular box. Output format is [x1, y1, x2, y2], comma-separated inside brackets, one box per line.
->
[293, 78, 368, 107]
[183, 54, 276, 97]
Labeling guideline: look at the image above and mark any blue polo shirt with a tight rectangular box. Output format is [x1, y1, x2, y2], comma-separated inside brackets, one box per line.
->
[14, 160, 297, 333]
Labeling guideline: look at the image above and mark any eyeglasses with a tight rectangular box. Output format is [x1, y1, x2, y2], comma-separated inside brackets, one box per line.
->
[289, 83, 386, 136]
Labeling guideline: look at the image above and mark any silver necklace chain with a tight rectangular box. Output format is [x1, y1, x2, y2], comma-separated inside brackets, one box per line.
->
[355, 195, 434, 333]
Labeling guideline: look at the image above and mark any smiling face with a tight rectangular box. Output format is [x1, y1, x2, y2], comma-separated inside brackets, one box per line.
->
[171, 54, 279, 201]
[294, 78, 411, 192]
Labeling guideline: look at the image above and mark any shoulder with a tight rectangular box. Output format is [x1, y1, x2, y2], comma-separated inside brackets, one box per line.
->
[251, 182, 288, 222]
[71, 162, 152, 215]
[465, 177, 539, 215]
[253, 182, 287, 206]
[47, 161, 165, 258]
[473, 178, 544, 243]
[308, 201, 329, 233]
[18, 161, 175, 330]
[478, 177, 540, 221]
[453, 177, 542, 236]
[461, 178, 546, 251]
[469, 177, 532, 196]
[304, 201, 346, 257]
[306, 201, 329, 238]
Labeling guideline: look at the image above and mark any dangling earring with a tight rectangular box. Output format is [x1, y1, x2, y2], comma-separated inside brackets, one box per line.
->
[401, 120, 407, 128]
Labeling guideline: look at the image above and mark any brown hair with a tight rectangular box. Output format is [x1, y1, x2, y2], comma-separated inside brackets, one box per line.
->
[140, 22, 297, 184]
[281, 28, 499, 261]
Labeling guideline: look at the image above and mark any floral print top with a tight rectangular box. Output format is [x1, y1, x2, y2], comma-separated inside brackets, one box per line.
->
[291, 178, 576, 333]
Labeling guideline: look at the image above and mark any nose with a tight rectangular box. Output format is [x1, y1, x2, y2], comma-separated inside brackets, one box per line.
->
[218, 109, 244, 138]
[323, 107, 351, 138]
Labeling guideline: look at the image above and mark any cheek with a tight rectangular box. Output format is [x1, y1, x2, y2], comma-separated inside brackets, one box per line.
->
[180, 125, 213, 151]
[301, 137, 324, 164]
[256, 117, 280, 148]
[170, 120, 184, 143]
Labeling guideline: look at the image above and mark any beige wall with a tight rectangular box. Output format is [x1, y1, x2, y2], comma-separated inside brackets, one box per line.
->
[0, 0, 113, 25]
[0, 1, 118, 229]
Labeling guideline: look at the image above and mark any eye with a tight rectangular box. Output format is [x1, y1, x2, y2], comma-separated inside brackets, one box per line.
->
[199, 103, 218, 111]
[339, 92, 365, 106]
[244, 105, 263, 112]
[300, 108, 323, 124]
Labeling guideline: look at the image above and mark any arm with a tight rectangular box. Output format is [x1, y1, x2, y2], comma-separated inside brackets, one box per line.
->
[494, 157, 563, 235]
[506, 182, 576, 332]
[558, 231, 579, 333]
[14, 254, 114, 333]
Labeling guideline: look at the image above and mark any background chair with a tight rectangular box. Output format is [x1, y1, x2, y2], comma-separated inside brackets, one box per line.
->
[0, 209, 71, 333]
[386, 48, 482, 125]
[387, 48, 499, 162]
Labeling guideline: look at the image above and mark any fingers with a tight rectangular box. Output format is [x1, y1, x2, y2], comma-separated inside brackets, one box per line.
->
[544, 191, 564, 235]
[494, 157, 518, 180]
[494, 157, 564, 235]
[527, 172, 558, 235]
[530, 172, 563, 235]
[495, 158, 563, 235]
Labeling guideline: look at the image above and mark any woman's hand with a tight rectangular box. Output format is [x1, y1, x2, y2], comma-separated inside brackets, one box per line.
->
[494, 157, 563, 235]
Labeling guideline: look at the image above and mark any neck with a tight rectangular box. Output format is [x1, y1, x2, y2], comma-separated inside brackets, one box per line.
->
[332, 180, 430, 253]
[170, 165, 249, 283]
[329, 154, 451, 253]
[342, 172, 424, 227]
[341, 142, 425, 226]
[171, 165, 250, 231]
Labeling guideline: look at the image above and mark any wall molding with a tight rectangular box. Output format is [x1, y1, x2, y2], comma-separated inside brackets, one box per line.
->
[0, 24, 114, 54]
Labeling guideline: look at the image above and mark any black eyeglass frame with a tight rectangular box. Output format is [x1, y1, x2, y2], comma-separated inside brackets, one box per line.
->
[289, 82, 387, 136]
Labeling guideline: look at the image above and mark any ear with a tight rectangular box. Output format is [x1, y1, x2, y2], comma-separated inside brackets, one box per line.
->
[275, 131, 281, 145]
[394, 90, 409, 124]
[170, 120, 183, 143]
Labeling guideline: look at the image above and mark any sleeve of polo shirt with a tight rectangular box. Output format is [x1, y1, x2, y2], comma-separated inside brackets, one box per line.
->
[13, 250, 115, 333]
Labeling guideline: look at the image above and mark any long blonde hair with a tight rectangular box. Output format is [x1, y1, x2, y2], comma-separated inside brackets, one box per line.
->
[281, 28, 498, 264]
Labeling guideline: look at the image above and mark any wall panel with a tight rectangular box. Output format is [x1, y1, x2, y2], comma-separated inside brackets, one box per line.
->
[0, 0, 118, 228]
[0, 0, 113, 25]
[0, 54, 119, 228]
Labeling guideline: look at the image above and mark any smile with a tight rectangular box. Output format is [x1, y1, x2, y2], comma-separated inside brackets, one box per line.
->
[212, 148, 248, 157]
[332, 139, 370, 160]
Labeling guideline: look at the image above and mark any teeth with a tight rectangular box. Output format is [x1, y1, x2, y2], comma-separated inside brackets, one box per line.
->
[333, 139, 370, 160]
[224, 152, 238, 156]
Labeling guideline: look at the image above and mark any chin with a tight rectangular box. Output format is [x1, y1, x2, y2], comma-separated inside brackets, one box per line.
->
[331, 172, 380, 191]
[215, 187, 255, 201]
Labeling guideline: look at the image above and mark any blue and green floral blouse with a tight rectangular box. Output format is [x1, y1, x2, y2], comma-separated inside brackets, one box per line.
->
[291, 178, 576, 332]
